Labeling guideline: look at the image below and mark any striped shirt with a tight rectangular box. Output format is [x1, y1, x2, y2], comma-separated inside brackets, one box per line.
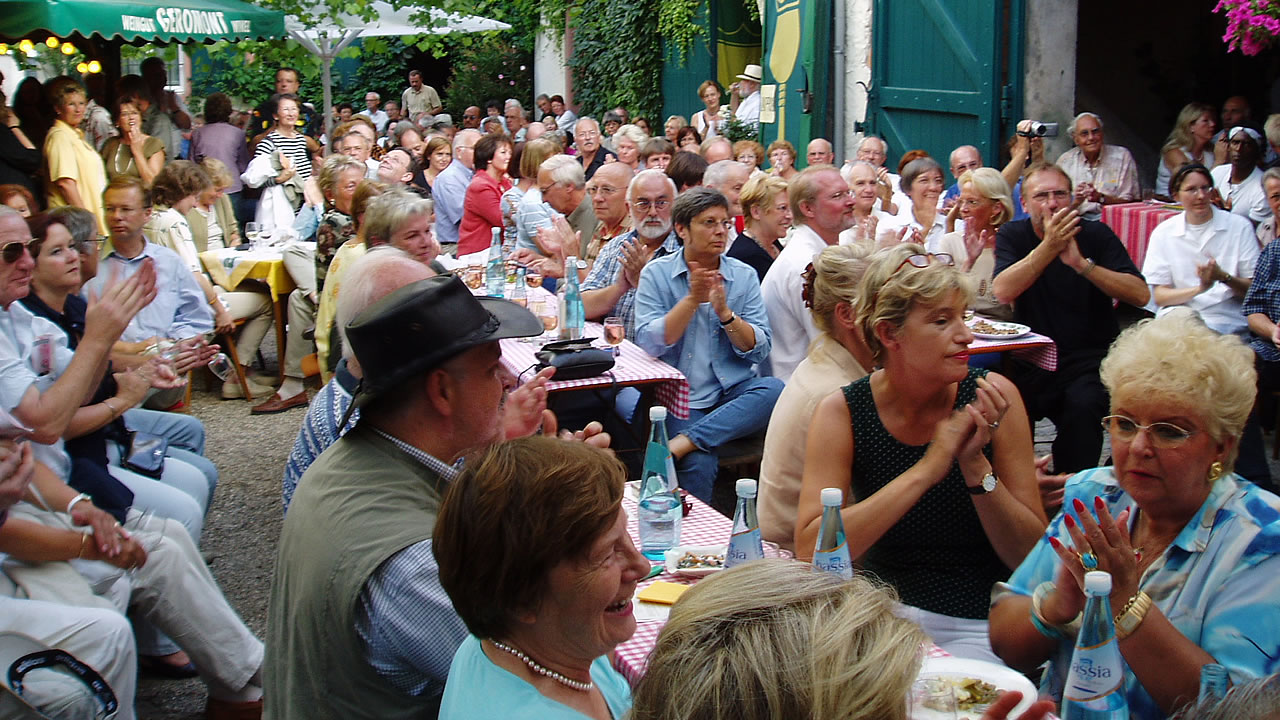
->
[254, 131, 312, 181]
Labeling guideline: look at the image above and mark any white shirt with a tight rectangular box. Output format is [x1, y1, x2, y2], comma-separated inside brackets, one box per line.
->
[1212, 164, 1272, 225]
[879, 206, 950, 253]
[736, 91, 761, 125]
[761, 224, 830, 381]
[358, 108, 390, 134]
[0, 302, 75, 481]
[1142, 206, 1258, 335]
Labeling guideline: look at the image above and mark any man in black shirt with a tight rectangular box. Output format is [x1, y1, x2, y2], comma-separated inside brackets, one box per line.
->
[992, 163, 1149, 473]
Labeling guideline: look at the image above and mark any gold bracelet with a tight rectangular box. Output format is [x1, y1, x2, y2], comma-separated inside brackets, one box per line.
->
[77, 532, 88, 559]
[1114, 590, 1152, 640]
[102, 399, 121, 418]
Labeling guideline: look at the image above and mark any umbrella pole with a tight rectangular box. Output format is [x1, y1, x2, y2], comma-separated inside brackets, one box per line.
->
[321, 36, 333, 146]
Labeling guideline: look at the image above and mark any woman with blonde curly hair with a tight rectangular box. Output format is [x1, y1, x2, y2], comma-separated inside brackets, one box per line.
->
[797, 243, 1045, 661]
[1155, 101, 1216, 197]
[612, 124, 648, 174]
[991, 309, 1280, 719]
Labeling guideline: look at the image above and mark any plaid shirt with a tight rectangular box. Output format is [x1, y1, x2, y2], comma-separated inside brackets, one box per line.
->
[581, 229, 681, 336]
[1242, 238, 1280, 362]
[352, 430, 467, 697]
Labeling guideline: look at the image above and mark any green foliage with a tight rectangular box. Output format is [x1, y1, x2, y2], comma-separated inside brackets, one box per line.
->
[441, 35, 533, 111]
[721, 115, 760, 143]
[351, 37, 416, 106]
[188, 40, 327, 108]
[567, 0, 664, 120]
[657, 0, 708, 64]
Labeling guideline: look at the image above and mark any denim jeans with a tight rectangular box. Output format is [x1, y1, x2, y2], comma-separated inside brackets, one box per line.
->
[666, 376, 784, 502]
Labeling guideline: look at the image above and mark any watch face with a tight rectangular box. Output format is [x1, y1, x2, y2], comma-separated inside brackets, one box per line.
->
[982, 473, 997, 492]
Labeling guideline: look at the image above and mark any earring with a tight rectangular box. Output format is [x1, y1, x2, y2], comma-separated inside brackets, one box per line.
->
[1208, 461, 1224, 484]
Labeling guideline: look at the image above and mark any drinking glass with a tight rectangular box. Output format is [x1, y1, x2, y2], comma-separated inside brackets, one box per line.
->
[538, 303, 559, 341]
[245, 222, 261, 249]
[909, 678, 958, 719]
[464, 265, 485, 290]
[603, 316, 624, 356]
[526, 266, 544, 289]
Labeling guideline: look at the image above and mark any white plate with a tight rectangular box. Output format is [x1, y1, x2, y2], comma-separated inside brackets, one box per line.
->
[969, 319, 1031, 341]
[664, 545, 727, 577]
[911, 656, 1039, 719]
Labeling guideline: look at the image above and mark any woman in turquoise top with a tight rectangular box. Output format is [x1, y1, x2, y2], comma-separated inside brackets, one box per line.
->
[990, 309, 1280, 719]
[434, 437, 647, 720]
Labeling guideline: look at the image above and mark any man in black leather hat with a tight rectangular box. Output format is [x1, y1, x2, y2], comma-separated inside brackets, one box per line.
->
[266, 270, 607, 720]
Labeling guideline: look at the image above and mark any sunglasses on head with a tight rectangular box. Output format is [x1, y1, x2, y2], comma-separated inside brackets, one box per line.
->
[1, 237, 35, 263]
[892, 252, 954, 274]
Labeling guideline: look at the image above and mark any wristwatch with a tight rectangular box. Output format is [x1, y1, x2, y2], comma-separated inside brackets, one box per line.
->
[967, 472, 998, 495]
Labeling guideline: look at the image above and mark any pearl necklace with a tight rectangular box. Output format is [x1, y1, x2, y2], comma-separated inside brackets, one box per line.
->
[490, 640, 595, 692]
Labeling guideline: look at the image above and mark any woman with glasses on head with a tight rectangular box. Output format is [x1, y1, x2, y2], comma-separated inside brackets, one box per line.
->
[990, 310, 1280, 719]
[796, 243, 1046, 662]
[1141, 164, 1257, 338]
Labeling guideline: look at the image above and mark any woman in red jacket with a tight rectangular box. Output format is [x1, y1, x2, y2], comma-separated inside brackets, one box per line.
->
[457, 133, 514, 256]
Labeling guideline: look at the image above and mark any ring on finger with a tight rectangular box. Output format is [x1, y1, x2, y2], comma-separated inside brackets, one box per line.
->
[988, 420, 1000, 430]
[1079, 551, 1099, 570]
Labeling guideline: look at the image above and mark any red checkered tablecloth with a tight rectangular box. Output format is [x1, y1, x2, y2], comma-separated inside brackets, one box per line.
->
[1100, 202, 1180, 269]
[971, 331, 1057, 372]
[501, 323, 691, 419]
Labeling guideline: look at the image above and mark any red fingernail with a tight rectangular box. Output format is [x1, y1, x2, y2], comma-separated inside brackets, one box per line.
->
[1049, 536, 1061, 549]
[1073, 498, 1086, 512]
[1094, 496, 1105, 509]
[1064, 515, 1075, 528]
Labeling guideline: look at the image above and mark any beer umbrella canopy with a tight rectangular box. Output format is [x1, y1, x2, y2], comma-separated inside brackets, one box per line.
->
[0, 0, 285, 43]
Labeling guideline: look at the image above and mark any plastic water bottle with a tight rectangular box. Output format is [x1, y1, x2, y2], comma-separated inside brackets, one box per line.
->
[559, 255, 585, 339]
[1198, 663, 1228, 704]
[485, 227, 505, 297]
[511, 266, 528, 307]
[813, 487, 853, 579]
[637, 406, 681, 560]
[725, 479, 764, 568]
[1062, 571, 1129, 719]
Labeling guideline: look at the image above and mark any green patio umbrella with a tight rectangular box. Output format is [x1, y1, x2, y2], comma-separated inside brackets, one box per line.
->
[0, 0, 285, 44]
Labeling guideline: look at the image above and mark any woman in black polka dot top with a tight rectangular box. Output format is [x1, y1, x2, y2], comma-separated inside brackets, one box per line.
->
[794, 243, 1048, 662]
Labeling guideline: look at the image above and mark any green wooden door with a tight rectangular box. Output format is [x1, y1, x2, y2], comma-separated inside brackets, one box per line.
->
[760, 0, 831, 153]
[865, 0, 1023, 172]
[661, 0, 761, 128]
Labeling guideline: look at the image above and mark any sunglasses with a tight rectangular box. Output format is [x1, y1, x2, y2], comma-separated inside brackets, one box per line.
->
[1, 237, 35, 263]
[891, 252, 954, 274]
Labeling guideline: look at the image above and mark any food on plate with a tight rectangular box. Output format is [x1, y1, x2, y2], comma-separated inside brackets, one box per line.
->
[922, 676, 1000, 711]
[676, 552, 725, 570]
[970, 319, 1020, 336]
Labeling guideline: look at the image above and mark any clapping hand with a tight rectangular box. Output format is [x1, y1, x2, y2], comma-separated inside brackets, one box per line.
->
[169, 336, 218, 375]
[619, 238, 655, 289]
[961, 225, 993, 271]
[503, 367, 555, 440]
[1036, 454, 1070, 513]
[1048, 496, 1138, 611]
[1074, 182, 1096, 207]
[686, 261, 718, 304]
[0, 440, 34, 513]
[541, 414, 613, 449]
[85, 260, 157, 346]
[1196, 257, 1223, 291]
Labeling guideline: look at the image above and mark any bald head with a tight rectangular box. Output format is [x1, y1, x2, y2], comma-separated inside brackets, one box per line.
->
[337, 248, 435, 367]
[807, 138, 834, 166]
[702, 137, 733, 164]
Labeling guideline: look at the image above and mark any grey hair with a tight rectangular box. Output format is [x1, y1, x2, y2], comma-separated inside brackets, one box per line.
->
[336, 247, 430, 361]
[840, 160, 878, 187]
[1167, 673, 1280, 720]
[1264, 113, 1280, 149]
[627, 169, 677, 203]
[700, 136, 732, 156]
[392, 122, 423, 147]
[703, 160, 748, 190]
[0, 205, 20, 223]
[540, 154, 585, 190]
[1069, 112, 1103, 136]
[505, 99, 523, 111]
[1263, 166, 1280, 189]
[574, 116, 599, 135]
[857, 135, 887, 153]
[602, 110, 624, 126]
[47, 206, 99, 246]
[900, 156, 944, 193]
[613, 124, 648, 149]
[363, 187, 433, 246]
[671, 186, 729, 229]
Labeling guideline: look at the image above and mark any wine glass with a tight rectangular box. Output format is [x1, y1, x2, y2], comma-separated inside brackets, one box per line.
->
[526, 266, 544, 290]
[603, 316, 624, 357]
[538, 303, 558, 342]
[245, 222, 261, 250]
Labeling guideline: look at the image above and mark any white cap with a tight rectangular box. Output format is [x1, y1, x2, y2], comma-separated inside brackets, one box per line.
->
[649, 406, 667, 422]
[1083, 570, 1112, 595]
[736, 478, 757, 497]
[820, 487, 843, 507]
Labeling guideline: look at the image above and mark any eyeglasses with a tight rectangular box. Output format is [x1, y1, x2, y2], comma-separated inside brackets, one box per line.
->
[1179, 184, 1214, 196]
[77, 237, 106, 254]
[1029, 189, 1071, 202]
[697, 218, 734, 231]
[1, 237, 35, 263]
[632, 199, 670, 212]
[891, 253, 954, 274]
[1100, 415, 1198, 449]
[587, 185, 620, 197]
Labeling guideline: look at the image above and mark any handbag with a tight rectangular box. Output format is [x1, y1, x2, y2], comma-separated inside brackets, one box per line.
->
[535, 339, 615, 380]
[122, 432, 167, 480]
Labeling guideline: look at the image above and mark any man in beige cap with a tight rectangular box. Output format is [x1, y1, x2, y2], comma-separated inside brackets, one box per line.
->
[730, 63, 763, 126]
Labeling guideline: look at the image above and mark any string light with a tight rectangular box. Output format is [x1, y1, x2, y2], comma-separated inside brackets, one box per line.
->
[0, 44, 9, 55]
[76, 62, 88, 74]
[45, 37, 59, 49]
[61, 42, 76, 55]
[18, 39, 34, 53]
[87, 61, 101, 73]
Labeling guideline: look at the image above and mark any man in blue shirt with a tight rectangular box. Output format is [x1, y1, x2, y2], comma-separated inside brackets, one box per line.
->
[635, 187, 784, 501]
[431, 129, 481, 251]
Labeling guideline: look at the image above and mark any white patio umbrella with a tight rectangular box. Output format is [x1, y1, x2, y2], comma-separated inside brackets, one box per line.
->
[285, 3, 510, 140]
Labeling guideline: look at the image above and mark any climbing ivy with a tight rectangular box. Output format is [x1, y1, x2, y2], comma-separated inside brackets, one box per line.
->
[657, 0, 708, 64]
[566, 0, 665, 120]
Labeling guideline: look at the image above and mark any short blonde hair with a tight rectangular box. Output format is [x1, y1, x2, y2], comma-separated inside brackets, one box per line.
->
[957, 167, 1014, 227]
[631, 560, 926, 720]
[1099, 309, 1256, 471]
[808, 244, 876, 334]
[613, 123, 648, 149]
[317, 154, 367, 200]
[199, 157, 234, 190]
[788, 165, 839, 220]
[855, 244, 974, 363]
[740, 173, 787, 220]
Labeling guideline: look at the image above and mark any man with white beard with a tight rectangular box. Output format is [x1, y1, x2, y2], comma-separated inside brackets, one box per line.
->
[729, 64, 762, 127]
[582, 169, 681, 336]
